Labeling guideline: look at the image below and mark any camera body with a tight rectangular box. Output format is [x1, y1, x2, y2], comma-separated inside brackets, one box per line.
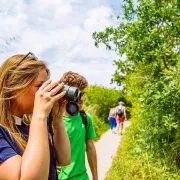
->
[57, 85, 82, 116]
[57, 85, 82, 103]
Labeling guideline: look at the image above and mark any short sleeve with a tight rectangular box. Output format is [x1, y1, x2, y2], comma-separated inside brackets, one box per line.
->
[109, 109, 112, 116]
[86, 113, 96, 140]
[0, 131, 17, 163]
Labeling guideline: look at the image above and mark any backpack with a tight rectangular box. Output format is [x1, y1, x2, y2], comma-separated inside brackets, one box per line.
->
[79, 110, 88, 141]
[117, 106, 124, 117]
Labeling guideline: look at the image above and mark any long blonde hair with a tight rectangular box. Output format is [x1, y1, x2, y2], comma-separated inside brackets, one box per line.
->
[0, 54, 49, 151]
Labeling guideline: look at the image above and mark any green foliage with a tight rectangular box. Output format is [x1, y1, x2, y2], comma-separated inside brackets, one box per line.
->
[105, 114, 180, 180]
[84, 85, 129, 122]
[93, 0, 180, 178]
[139, 69, 180, 162]
[85, 108, 109, 141]
[93, 0, 179, 86]
[83, 85, 130, 140]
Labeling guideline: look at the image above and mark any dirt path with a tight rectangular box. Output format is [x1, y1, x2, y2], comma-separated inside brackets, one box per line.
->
[86, 121, 131, 180]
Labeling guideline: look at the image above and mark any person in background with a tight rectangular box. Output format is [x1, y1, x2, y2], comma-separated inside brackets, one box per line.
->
[108, 104, 117, 134]
[0, 52, 70, 180]
[57, 71, 98, 180]
[116, 101, 127, 135]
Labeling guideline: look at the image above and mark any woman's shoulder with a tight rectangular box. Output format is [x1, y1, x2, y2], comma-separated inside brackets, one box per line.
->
[0, 126, 21, 178]
[0, 125, 23, 159]
[0, 125, 10, 137]
[0, 126, 19, 163]
[0, 125, 15, 146]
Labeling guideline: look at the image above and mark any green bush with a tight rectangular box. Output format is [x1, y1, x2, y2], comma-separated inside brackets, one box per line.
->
[105, 112, 180, 180]
[89, 112, 109, 141]
[84, 85, 131, 122]
[93, 0, 180, 178]
[83, 85, 130, 140]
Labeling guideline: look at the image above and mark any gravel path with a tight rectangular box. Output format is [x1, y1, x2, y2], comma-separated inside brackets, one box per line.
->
[86, 121, 131, 180]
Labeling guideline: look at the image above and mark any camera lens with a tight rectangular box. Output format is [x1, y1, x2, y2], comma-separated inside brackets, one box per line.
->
[66, 102, 79, 116]
[75, 91, 82, 103]
[57, 85, 79, 101]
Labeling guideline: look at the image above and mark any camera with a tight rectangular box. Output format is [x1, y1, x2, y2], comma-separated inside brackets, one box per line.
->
[57, 85, 81, 102]
[48, 85, 81, 135]
[57, 85, 82, 116]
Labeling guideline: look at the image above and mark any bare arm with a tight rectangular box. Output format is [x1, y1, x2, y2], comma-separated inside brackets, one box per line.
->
[21, 115, 50, 179]
[51, 99, 70, 166]
[53, 118, 70, 166]
[114, 107, 117, 118]
[0, 80, 67, 179]
[86, 139, 98, 180]
[0, 155, 21, 180]
[124, 107, 127, 120]
[0, 115, 50, 180]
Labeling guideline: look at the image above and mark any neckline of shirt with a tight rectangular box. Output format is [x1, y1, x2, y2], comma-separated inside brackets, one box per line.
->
[13, 115, 23, 125]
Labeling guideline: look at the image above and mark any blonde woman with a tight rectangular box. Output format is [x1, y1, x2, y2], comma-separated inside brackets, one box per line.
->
[0, 52, 70, 180]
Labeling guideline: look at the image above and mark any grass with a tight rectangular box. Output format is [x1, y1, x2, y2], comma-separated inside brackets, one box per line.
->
[104, 117, 180, 180]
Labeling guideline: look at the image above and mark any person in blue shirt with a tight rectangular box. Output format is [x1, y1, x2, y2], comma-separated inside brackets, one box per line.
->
[108, 104, 117, 134]
[0, 52, 70, 180]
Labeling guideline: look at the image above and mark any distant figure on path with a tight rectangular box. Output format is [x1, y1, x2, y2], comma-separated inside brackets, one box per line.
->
[116, 101, 127, 135]
[108, 104, 117, 134]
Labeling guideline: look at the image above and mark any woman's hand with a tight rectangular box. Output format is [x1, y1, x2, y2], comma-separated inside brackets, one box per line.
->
[33, 80, 66, 119]
[52, 99, 68, 121]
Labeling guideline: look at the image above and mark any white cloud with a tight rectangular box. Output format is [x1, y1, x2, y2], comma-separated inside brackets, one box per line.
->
[84, 6, 113, 32]
[50, 59, 117, 88]
[0, 0, 119, 88]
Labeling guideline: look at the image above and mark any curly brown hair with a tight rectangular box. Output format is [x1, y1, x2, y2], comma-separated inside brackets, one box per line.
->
[59, 71, 88, 91]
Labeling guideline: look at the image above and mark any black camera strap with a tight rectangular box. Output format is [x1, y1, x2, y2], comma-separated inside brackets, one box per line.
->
[80, 110, 88, 141]
[48, 112, 58, 180]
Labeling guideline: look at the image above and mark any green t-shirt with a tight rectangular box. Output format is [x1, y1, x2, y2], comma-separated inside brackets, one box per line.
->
[58, 112, 96, 180]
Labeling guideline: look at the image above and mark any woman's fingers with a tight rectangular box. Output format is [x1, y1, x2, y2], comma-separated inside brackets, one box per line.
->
[39, 79, 51, 90]
[35, 80, 67, 116]
[58, 99, 67, 104]
[43, 81, 59, 92]
[53, 91, 66, 102]
[50, 83, 65, 96]
[58, 99, 68, 109]
[42, 81, 66, 98]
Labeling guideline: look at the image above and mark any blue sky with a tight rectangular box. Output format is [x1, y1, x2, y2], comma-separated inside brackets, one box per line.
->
[0, 0, 123, 88]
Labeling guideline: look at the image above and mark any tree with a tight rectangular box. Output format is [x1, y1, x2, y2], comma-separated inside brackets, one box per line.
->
[93, 0, 179, 87]
[93, 0, 180, 177]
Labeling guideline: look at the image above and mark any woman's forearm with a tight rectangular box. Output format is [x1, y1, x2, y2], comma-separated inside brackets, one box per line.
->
[53, 119, 70, 166]
[21, 115, 50, 180]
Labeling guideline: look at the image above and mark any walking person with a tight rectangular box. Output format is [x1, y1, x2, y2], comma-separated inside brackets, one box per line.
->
[0, 52, 70, 180]
[116, 101, 127, 135]
[108, 104, 117, 134]
[58, 71, 98, 180]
